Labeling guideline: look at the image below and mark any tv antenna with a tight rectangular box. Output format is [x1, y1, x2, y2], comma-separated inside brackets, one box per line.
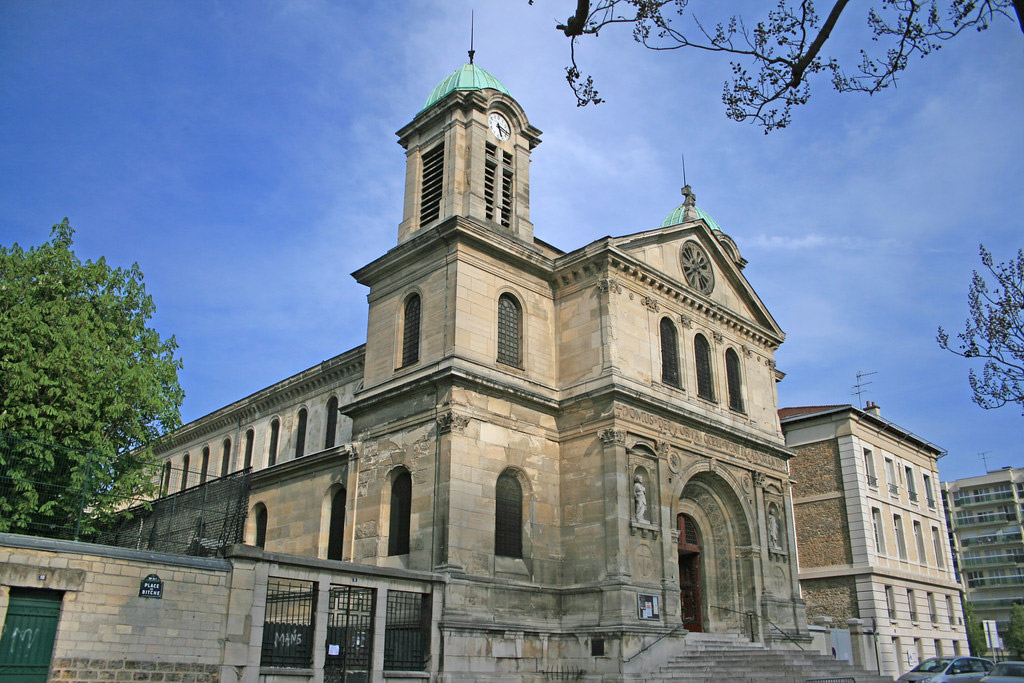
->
[851, 370, 877, 408]
[468, 10, 475, 64]
[979, 451, 992, 472]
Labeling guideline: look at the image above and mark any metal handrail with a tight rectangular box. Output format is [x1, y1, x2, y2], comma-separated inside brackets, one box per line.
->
[710, 604, 805, 651]
[623, 623, 688, 663]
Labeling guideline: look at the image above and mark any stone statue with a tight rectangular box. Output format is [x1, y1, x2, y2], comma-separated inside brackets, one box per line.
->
[633, 475, 648, 521]
[768, 508, 780, 550]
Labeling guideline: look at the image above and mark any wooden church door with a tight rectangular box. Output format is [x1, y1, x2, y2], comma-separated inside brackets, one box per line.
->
[677, 514, 702, 632]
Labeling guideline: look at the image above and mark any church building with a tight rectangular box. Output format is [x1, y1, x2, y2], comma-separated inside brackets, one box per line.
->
[149, 59, 813, 679]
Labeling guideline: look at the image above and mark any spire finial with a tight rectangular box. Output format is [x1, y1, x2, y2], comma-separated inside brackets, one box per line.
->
[468, 10, 476, 64]
[680, 154, 696, 208]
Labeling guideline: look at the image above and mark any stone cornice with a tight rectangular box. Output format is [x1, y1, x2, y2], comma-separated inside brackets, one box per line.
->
[156, 346, 365, 451]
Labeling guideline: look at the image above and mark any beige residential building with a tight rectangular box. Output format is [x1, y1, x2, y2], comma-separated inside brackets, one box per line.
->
[942, 466, 1024, 634]
[781, 403, 968, 678]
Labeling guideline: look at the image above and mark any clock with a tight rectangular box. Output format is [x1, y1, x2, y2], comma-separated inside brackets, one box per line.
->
[680, 241, 715, 295]
[488, 112, 511, 141]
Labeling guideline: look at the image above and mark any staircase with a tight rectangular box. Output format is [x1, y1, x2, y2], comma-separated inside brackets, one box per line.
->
[647, 633, 893, 682]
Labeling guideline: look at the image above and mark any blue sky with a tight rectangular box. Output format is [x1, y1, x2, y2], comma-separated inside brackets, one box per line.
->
[1, 1, 1021, 483]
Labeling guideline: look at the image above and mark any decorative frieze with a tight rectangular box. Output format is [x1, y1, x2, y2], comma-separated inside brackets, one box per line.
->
[596, 277, 622, 294]
[712, 331, 724, 343]
[641, 295, 660, 312]
[678, 314, 693, 328]
[599, 428, 626, 445]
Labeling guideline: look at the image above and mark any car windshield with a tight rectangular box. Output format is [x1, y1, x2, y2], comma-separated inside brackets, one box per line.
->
[989, 662, 1024, 677]
[913, 658, 952, 673]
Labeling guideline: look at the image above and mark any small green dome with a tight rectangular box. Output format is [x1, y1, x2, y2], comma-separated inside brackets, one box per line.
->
[422, 63, 511, 111]
[661, 203, 722, 232]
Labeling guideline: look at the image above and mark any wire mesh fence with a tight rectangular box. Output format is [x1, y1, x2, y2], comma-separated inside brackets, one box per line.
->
[0, 431, 249, 557]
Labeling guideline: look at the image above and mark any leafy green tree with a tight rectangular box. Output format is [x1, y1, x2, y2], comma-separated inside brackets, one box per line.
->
[964, 602, 989, 657]
[1005, 603, 1024, 658]
[540, 0, 1023, 131]
[938, 245, 1024, 414]
[0, 220, 184, 536]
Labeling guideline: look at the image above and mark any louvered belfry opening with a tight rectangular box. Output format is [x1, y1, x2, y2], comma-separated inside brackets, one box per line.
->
[485, 143, 514, 228]
[401, 294, 421, 366]
[419, 142, 444, 226]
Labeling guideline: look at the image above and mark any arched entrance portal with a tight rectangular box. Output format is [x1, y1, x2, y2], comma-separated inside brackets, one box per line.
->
[677, 514, 702, 632]
[677, 471, 756, 634]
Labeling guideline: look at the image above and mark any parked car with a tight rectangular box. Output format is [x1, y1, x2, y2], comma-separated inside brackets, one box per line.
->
[981, 662, 1024, 681]
[897, 657, 995, 682]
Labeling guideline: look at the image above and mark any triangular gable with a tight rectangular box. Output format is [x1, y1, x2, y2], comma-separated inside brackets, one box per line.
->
[611, 219, 784, 342]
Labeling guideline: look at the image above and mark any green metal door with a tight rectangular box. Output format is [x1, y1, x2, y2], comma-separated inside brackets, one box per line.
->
[0, 588, 63, 682]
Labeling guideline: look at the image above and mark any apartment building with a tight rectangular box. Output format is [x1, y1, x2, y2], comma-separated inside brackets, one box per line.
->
[781, 402, 968, 678]
[942, 466, 1024, 633]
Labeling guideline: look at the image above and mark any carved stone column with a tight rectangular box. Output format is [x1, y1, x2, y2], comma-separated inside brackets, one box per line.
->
[599, 427, 630, 580]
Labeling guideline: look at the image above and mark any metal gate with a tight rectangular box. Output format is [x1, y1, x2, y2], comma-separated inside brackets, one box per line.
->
[324, 585, 375, 683]
[0, 588, 63, 682]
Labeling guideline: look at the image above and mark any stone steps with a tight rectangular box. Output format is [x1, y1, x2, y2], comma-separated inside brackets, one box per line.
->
[645, 634, 892, 683]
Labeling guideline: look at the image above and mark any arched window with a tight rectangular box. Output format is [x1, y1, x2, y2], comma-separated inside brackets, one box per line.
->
[388, 471, 412, 556]
[295, 408, 307, 458]
[221, 438, 231, 477]
[694, 334, 715, 401]
[497, 293, 522, 367]
[660, 317, 681, 388]
[495, 472, 523, 558]
[327, 488, 347, 561]
[181, 453, 190, 491]
[199, 446, 210, 485]
[268, 419, 280, 467]
[726, 348, 744, 412]
[324, 396, 339, 449]
[254, 504, 268, 549]
[161, 461, 171, 496]
[401, 294, 421, 367]
[243, 429, 254, 470]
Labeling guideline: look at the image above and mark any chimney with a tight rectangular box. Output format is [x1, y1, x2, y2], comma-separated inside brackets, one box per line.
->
[864, 401, 881, 417]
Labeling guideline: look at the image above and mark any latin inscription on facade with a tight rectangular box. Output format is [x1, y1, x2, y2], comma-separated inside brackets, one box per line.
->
[614, 405, 787, 473]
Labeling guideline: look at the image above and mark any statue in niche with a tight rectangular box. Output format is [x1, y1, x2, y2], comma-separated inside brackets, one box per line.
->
[633, 475, 648, 521]
[767, 507, 781, 550]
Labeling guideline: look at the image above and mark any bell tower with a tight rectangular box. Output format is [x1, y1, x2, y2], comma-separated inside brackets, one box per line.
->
[395, 62, 541, 245]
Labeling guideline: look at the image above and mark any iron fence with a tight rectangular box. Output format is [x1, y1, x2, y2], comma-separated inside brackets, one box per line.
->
[261, 578, 317, 669]
[384, 590, 428, 671]
[1, 431, 249, 557]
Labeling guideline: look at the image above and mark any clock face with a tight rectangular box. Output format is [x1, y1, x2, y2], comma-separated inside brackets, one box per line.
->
[488, 112, 511, 141]
[680, 241, 715, 295]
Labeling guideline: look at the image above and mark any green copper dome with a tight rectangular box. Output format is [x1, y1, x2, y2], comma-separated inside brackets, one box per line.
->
[422, 63, 511, 111]
[661, 203, 722, 232]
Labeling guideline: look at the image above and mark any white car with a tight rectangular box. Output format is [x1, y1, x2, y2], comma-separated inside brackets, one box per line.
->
[897, 657, 995, 683]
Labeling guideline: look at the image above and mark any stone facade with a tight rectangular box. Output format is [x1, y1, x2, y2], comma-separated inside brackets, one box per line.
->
[781, 403, 968, 677]
[0, 62, 816, 681]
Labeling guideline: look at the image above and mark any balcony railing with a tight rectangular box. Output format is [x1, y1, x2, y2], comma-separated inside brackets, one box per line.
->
[967, 575, 1024, 589]
[961, 553, 1024, 568]
[961, 531, 1023, 547]
[889, 483, 900, 496]
[927, 496, 936, 509]
[867, 475, 878, 488]
[909, 491, 919, 503]
[953, 491, 1016, 507]
[956, 512, 1020, 527]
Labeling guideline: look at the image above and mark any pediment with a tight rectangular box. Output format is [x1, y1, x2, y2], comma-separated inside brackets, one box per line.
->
[611, 220, 783, 342]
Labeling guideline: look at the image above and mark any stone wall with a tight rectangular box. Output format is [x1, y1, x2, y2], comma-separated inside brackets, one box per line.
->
[790, 439, 853, 568]
[790, 439, 843, 497]
[802, 575, 860, 626]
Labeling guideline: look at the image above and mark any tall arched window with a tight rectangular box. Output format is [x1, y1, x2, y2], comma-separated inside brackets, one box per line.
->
[497, 293, 522, 367]
[254, 504, 268, 549]
[181, 453, 190, 491]
[324, 396, 339, 449]
[221, 438, 231, 476]
[388, 471, 412, 556]
[243, 428, 254, 470]
[268, 419, 280, 467]
[161, 461, 171, 496]
[327, 488, 347, 561]
[199, 446, 210, 485]
[295, 408, 308, 458]
[694, 333, 715, 401]
[726, 348, 744, 412]
[660, 317, 681, 388]
[401, 294, 421, 367]
[495, 472, 523, 558]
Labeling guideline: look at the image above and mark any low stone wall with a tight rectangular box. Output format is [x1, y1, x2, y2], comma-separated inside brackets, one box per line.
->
[49, 659, 219, 682]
